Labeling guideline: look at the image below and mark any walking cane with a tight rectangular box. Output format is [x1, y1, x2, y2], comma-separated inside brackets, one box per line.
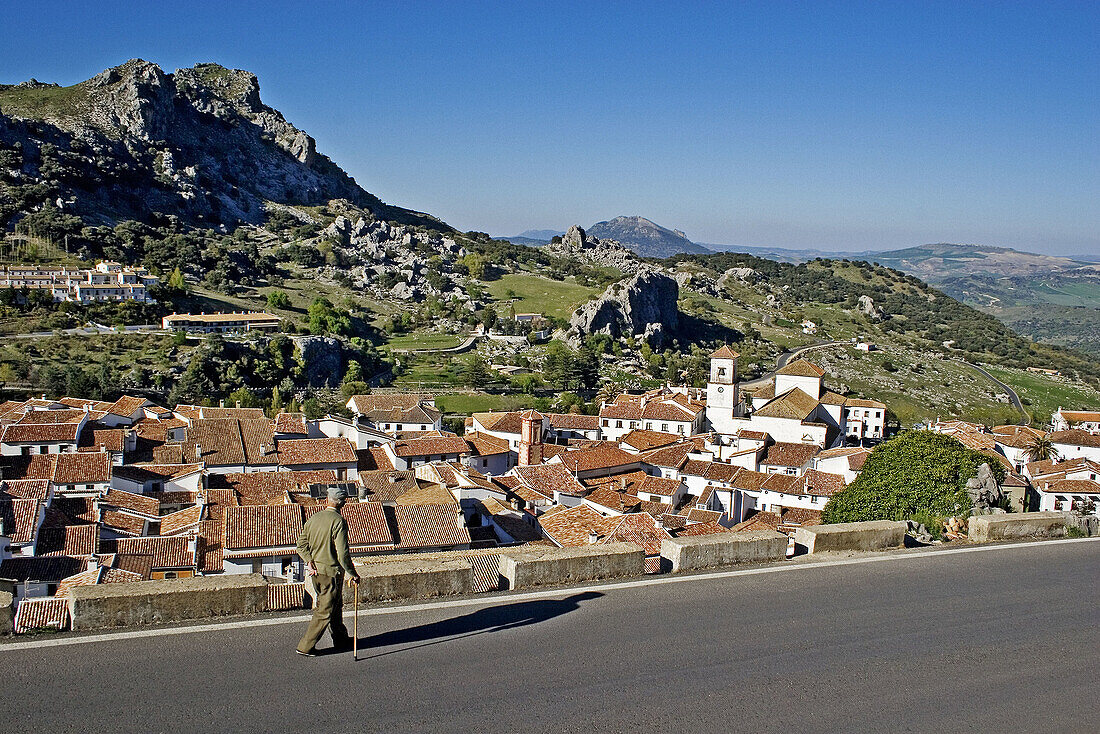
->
[352, 578, 360, 661]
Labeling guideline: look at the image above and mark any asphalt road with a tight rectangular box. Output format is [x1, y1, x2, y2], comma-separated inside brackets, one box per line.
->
[959, 359, 1029, 424]
[2, 540, 1097, 733]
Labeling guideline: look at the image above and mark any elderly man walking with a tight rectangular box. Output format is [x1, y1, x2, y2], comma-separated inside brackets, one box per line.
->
[295, 486, 361, 656]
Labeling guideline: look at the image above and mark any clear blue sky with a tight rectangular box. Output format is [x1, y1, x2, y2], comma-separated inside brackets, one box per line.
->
[2, 1, 1097, 255]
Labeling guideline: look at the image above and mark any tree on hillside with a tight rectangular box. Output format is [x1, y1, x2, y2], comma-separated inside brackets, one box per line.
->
[462, 355, 492, 389]
[822, 431, 1003, 524]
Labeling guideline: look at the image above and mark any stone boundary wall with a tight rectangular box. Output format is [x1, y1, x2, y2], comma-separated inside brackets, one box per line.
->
[794, 520, 907, 554]
[968, 512, 1069, 543]
[661, 530, 787, 573]
[498, 543, 644, 589]
[69, 574, 269, 631]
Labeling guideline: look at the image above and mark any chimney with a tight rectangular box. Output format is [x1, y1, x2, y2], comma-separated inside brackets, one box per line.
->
[194, 443, 202, 459]
[219, 400, 225, 408]
[588, 531, 599, 544]
[0, 518, 6, 536]
[85, 557, 99, 572]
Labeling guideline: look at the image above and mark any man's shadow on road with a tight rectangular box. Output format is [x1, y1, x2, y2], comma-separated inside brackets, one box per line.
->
[352, 591, 604, 660]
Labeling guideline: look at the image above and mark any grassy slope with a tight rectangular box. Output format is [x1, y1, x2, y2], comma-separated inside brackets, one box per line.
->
[981, 365, 1100, 423]
[485, 274, 598, 320]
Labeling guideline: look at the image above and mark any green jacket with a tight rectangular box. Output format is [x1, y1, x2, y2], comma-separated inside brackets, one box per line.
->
[296, 508, 356, 577]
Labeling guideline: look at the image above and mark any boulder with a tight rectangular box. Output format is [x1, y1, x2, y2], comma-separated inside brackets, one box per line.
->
[291, 335, 344, 387]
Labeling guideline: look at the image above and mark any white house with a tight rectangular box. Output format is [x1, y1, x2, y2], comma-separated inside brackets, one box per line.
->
[1052, 409, 1100, 434]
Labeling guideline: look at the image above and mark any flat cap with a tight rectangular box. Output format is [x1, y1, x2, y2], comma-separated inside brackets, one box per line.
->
[327, 486, 349, 502]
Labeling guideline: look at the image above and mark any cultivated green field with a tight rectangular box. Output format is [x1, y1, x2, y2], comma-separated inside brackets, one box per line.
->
[386, 333, 465, 351]
[435, 392, 539, 414]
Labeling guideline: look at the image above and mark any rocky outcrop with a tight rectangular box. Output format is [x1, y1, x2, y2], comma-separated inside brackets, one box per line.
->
[0, 59, 441, 229]
[717, 267, 757, 288]
[966, 462, 1004, 513]
[857, 294, 883, 319]
[291, 335, 345, 387]
[568, 269, 680, 348]
[543, 225, 643, 274]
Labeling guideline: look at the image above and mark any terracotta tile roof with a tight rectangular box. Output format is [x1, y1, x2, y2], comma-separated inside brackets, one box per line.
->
[114, 536, 196, 569]
[641, 400, 702, 421]
[0, 498, 40, 543]
[608, 512, 672, 555]
[710, 345, 739, 359]
[512, 463, 586, 498]
[620, 429, 682, 451]
[394, 435, 471, 458]
[752, 388, 821, 421]
[471, 411, 522, 434]
[848, 450, 871, 471]
[395, 480, 457, 506]
[268, 581, 307, 611]
[736, 429, 769, 441]
[15, 409, 87, 424]
[224, 504, 303, 551]
[197, 520, 223, 572]
[55, 565, 142, 597]
[358, 470, 417, 502]
[638, 441, 694, 469]
[52, 452, 112, 485]
[57, 397, 114, 411]
[1050, 429, 1100, 449]
[357, 447, 395, 472]
[278, 437, 356, 466]
[539, 504, 619, 547]
[50, 496, 97, 524]
[801, 469, 847, 497]
[101, 488, 160, 517]
[35, 523, 99, 556]
[583, 470, 650, 493]
[760, 442, 821, 469]
[302, 501, 393, 548]
[843, 397, 887, 409]
[113, 463, 203, 483]
[545, 413, 600, 430]
[1, 423, 81, 443]
[464, 431, 511, 457]
[107, 395, 149, 418]
[273, 412, 309, 434]
[1058, 410, 1100, 423]
[98, 509, 147, 536]
[160, 505, 202, 535]
[207, 470, 336, 506]
[174, 405, 267, 422]
[685, 508, 724, 524]
[130, 416, 188, 443]
[175, 417, 277, 466]
[78, 428, 127, 453]
[673, 520, 733, 537]
[14, 597, 69, 633]
[816, 446, 867, 459]
[0, 478, 50, 500]
[348, 393, 435, 416]
[392, 504, 471, 549]
[730, 469, 770, 492]
[777, 359, 825, 377]
[585, 488, 671, 519]
[1038, 478, 1100, 494]
[635, 475, 682, 497]
[556, 444, 639, 474]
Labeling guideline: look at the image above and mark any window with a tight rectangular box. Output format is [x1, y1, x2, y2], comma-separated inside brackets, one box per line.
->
[602, 419, 609, 427]
[616, 421, 622, 428]
[678, 425, 685, 434]
[661, 424, 668, 432]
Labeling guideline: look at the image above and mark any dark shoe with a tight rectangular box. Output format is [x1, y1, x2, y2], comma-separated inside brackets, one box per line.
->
[296, 648, 318, 657]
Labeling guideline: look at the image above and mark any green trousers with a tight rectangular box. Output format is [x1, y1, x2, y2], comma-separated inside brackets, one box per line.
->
[297, 572, 350, 652]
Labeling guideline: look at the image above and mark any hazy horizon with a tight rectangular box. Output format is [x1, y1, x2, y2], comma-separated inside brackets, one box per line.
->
[3, 1, 1096, 257]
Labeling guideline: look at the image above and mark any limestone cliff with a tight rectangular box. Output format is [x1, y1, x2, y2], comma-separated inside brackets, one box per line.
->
[568, 268, 680, 348]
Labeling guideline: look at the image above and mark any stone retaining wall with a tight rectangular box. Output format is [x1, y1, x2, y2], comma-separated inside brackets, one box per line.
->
[348, 558, 473, 603]
[795, 520, 907, 554]
[69, 574, 269, 631]
[661, 531, 787, 573]
[498, 543, 644, 589]
[968, 512, 1069, 543]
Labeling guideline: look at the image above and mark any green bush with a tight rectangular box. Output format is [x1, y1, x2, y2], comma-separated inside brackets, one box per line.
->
[822, 431, 1003, 524]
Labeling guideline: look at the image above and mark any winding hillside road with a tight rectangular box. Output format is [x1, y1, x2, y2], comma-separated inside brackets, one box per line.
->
[956, 360, 1028, 424]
